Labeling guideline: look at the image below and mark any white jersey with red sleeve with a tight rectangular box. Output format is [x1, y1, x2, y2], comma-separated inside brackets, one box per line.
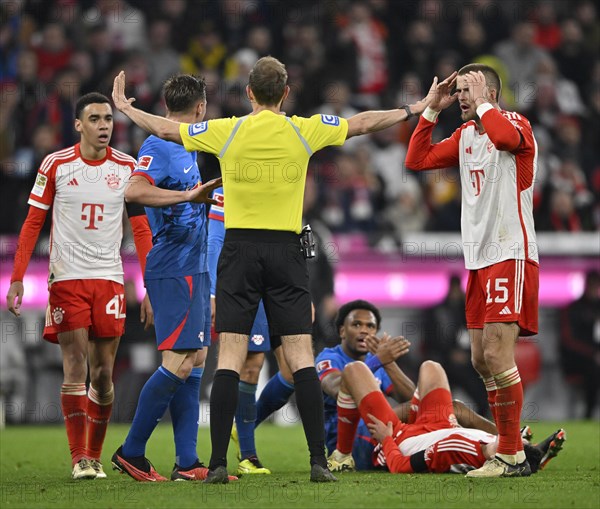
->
[406, 105, 539, 270]
[28, 143, 135, 285]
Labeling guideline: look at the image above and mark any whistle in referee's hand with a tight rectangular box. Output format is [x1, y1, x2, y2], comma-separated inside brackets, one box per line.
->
[300, 224, 316, 259]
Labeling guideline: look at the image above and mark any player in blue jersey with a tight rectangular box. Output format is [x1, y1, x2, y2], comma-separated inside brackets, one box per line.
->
[111, 75, 224, 482]
[208, 186, 296, 475]
[316, 300, 415, 471]
[318, 300, 498, 472]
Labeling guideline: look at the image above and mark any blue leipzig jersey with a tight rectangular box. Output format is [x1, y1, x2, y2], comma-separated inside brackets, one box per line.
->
[133, 135, 208, 279]
[315, 345, 393, 419]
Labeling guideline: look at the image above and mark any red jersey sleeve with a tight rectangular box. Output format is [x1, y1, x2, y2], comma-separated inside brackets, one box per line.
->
[478, 106, 534, 153]
[11, 206, 48, 283]
[405, 116, 461, 171]
[381, 437, 415, 473]
[27, 156, 57, 210]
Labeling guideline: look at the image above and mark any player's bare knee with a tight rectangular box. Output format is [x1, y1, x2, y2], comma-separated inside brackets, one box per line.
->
[419, 360, 442, 379]
[471, 355, 488, 376]
[240, 363, 261, 384]
[90, 365, 114, 391]
[342, 361, 367, 382]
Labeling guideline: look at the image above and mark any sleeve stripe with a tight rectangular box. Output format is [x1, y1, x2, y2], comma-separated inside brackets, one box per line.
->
[218, 116, 247, 158]
[318, 368, 340, 381]
[285, 117, 313, 156]
[28, 198, 50, 210]
[208, 212, 224, 221]
[131, 171, 155, 185]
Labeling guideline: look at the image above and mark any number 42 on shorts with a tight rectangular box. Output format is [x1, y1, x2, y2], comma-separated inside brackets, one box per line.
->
[106, 294, 126, 318]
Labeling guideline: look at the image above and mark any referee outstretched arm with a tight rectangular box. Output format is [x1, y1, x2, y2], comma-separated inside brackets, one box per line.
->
[112, 58, 436, 483]
[113, 71, 437, 144]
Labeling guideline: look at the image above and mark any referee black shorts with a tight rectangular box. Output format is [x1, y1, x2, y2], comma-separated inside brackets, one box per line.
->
[215, 229, 312, 337]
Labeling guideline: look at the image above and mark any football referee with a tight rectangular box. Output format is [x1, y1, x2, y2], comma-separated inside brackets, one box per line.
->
[112, 58, 436, 483]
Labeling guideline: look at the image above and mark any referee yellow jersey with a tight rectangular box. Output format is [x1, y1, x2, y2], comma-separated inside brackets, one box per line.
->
[180, 111, 348, 233]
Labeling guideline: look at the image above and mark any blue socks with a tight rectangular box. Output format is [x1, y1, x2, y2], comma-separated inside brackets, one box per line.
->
[170, 367, 203, 468]
[123, 366, 184, 457]
[255, 372, 295, 428]
[236, 381, 258, 459]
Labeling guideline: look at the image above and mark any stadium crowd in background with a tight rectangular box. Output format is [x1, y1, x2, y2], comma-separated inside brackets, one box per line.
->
[1, 0, 598, 246]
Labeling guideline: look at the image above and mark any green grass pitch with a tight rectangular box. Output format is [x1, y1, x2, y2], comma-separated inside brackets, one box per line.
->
[1, 421, 598, 509]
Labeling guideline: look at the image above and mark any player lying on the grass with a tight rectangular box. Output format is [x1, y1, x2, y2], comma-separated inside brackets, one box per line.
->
[320, 300, 498, 472]
[331, 360, 565, 475]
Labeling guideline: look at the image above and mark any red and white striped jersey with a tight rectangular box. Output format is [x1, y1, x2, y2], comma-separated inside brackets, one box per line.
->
[399, 427, 495, 456]
[406, 105, 539, 270]
[28, 143, 135, 285]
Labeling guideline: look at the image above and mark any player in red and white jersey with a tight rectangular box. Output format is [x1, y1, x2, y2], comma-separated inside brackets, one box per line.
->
[335, 360, 552, 475]
[405, 64, 540, 477]
[6, 93, 154, 481]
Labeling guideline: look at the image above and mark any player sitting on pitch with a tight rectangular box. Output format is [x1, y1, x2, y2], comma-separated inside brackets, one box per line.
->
[331, 359, 565, 475]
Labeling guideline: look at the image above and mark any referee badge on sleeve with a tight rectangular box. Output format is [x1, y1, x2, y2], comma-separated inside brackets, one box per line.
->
[321, 114, 340, 126]
[189, 121, 208, 136]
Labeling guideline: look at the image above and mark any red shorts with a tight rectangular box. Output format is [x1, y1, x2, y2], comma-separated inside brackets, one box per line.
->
[466, 259, 539, 336]
[44, 279, 126, 343]
[359, 388, 457, 446]
[394, 388, 458, 444]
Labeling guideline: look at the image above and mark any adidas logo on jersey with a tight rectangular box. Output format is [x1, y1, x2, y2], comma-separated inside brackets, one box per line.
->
[67, 178, 79, 186]
[499, 306, 512, 315]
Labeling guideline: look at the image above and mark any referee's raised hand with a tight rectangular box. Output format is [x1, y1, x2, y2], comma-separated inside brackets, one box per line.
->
[186, 177, 222, 205]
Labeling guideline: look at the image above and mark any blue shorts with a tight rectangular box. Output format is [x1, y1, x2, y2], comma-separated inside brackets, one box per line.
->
[248, 300, 270, 352]
[146, 273, 211, 351]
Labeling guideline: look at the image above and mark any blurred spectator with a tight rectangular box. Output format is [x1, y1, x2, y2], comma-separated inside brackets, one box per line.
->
[553, 18, 593, 96]
[462, 0, 509, 46]
[495, 21, 549, 111]
[246, 25, 272, 57]
[85, 23, 123, 89]
[533, 1, 562, 50]
[154, 0, 193, 53]
[530, 55, 585, 132]
[29, 67, 81, 148]
[70, 50, 96, 94]
[575, 0, 600, 55]
[400, 20, 435, 94]
[384, 176, 429, 239]
[552, 114, 585, 166]
[421, 274, 489, 416]
[338, 1, 389, 108]
[181, 22, 228, 75]
[222, 48, 257, 117]
[144, 19, 181, 93]
[559, 270, 600, 419]
[33, 22, 73, 83]
[83, 0, 147, 52]
[286, 24, 327, 111]
[539, 188, 586, 231]
[425, 169, 462, 231]
[457, 20, 488, 63]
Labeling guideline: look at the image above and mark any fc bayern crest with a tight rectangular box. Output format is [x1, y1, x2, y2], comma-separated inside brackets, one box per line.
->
[53, 307, 64, 324]
[105, 173, 121, 189]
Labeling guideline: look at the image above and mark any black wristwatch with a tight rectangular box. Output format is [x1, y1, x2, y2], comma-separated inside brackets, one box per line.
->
[400, 104, 414, 120]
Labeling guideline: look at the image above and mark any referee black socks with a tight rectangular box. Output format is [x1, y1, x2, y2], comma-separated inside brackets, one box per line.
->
[293, 366, 327, 468]
[208, 369, 240, 470]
